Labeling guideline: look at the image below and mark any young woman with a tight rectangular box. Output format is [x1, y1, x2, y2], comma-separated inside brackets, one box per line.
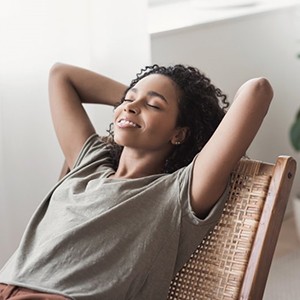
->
[0, 63, 273, 299]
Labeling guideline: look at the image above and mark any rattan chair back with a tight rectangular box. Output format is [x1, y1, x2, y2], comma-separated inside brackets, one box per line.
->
[167, 156, 296, 300]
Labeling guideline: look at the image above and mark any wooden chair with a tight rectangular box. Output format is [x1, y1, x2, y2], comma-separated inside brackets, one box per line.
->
[59, 155, 296, 299]
[167, 156, 296, 300]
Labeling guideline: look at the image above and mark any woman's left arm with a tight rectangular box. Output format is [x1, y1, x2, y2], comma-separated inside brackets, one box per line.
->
[191, 78, 273, 218]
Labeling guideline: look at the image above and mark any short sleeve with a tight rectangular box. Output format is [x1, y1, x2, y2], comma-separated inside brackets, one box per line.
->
[72, 134, 111, 170]
[176, 155, 230, 226]
[173, 158, 230, 273]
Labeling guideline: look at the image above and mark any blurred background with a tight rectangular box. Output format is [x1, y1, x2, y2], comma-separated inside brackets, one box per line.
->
[1, 1, 300, 296]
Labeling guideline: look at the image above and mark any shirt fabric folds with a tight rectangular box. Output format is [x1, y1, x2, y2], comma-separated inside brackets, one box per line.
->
[0, 134, 229, 300]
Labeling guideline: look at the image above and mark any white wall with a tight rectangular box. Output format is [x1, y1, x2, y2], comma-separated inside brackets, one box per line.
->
[1, 0, 299, 270]
[0, 0, 150, 267]
[151, 6, 300, 212]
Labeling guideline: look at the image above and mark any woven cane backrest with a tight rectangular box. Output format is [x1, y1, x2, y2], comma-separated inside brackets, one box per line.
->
[167, 156, 296, 300]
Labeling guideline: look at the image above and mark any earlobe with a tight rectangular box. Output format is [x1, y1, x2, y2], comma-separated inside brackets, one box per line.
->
[171, 127, 189, 145]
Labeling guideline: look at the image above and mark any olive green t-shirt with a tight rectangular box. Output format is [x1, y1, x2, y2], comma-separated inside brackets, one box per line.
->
[0, 134, 228, 299]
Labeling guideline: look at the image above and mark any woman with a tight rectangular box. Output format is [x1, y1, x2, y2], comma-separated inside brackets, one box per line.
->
[0, 63, 273, 299]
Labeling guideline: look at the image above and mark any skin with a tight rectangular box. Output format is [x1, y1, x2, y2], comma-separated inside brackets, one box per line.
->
[49, 63, 273, 218]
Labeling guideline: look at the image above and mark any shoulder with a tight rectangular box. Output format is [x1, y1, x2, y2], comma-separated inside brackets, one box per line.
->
[72, 134, 113, 169]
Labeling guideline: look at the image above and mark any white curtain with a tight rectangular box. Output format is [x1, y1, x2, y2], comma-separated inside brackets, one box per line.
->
[0, 0, 150, 267]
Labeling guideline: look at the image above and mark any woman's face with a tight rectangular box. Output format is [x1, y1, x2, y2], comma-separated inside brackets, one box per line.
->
[113, 74, 184, 154]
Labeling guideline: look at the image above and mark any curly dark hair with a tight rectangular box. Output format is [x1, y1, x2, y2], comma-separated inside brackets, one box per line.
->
[105, 64, 229, 173]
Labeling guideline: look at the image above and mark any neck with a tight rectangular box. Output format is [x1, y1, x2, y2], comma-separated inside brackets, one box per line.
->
[111, 147, 169, 179]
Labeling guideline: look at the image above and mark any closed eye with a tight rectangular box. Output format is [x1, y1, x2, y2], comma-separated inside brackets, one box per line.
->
[122, 98, 133, 103]
[147, 103, 160, 109]
[122, 98, 160, 109]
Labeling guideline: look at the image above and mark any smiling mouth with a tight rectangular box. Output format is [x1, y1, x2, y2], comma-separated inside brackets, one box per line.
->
[117, 119, 141, 128]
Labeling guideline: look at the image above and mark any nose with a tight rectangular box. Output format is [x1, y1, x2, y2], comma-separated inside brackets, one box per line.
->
[124, 101, 140, 114]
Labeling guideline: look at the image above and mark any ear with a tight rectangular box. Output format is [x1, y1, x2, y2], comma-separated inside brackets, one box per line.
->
[171, 127, 189, 145]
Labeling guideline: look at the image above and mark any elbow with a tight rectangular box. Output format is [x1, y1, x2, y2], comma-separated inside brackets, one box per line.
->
[48, 63, 71, 91]
[257, 77, 273, 95]
[250, 77, 274, 116]
[49, 62, 66, 78]
[254, 77, 274, 103]
[48, 63, 70, 103]
[49, 63, 74, 83]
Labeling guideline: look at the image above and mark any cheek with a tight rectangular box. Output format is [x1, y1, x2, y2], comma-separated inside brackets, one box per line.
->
[146, 118, 176, 139]
[113, 106, 122, 120]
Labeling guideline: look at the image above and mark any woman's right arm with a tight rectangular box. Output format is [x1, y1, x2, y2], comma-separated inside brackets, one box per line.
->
[48, 63, 127, 169]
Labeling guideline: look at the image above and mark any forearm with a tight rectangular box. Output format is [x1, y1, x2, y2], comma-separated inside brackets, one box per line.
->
[49, 63, 127, 106]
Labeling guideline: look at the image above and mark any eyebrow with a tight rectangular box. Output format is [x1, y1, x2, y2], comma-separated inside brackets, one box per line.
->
[130, 87, 168, 103]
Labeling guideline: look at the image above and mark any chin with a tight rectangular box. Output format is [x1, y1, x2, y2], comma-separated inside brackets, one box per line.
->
[113, 135, 130, 147]
[113, 136, 123, 146]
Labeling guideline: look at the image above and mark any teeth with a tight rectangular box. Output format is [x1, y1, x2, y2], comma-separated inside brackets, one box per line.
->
[118, 119, 139, 128]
